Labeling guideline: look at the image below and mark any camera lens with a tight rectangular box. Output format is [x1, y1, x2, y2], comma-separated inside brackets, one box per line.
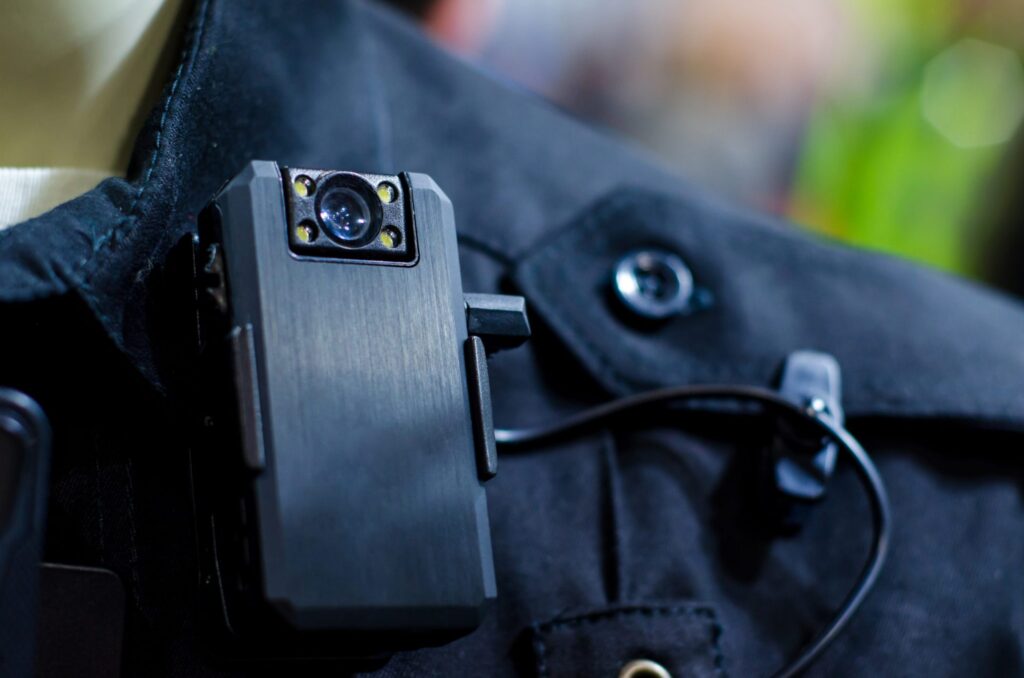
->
[317, 185, 376, 245]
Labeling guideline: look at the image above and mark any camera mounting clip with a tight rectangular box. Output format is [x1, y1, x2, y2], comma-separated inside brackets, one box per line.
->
[463, 293, 530, 480]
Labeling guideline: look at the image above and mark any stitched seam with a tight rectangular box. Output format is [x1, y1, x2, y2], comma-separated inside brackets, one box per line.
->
[529, 253, 1024, 420]
[533, 604, 727, 678]
[79, 0, 215, 287]
[459, 234, 515, 267]
[601, 431, 627, 602]
[524, 191, 770, 391]
[553, 260, 768, 384]
[515, 196, 636, 394]
[709, 613, 725, 677]
[539, 248, 1024, 419]
[518, 193, 693, 392]
[123, 457, 143, 609]
[94, 457, 106, 560]
[518, 192, 630, 263]
[537, 604, 713, 632]
[517, 190, 1024, 421]
[531, 621, 550, 678]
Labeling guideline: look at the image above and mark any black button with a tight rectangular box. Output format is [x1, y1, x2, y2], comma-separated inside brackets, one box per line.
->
[613, 249, 694, 320]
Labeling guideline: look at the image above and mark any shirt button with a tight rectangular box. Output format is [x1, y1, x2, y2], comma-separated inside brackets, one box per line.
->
[613, 249, 694, 320]
[618, 658, 673, 678]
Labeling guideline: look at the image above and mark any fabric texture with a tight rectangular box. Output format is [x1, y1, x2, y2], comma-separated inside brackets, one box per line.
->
[0, 168, 111, 230]
[0, 1, 1023, 676]
[528, 604, 725, 678]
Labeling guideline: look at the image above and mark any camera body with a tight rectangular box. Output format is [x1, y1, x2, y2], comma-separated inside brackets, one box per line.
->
[191, 161, 527, 659]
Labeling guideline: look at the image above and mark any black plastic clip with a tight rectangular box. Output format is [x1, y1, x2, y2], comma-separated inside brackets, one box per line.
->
[767, 351, 843, 528]
[464, 294, 531, 354]
[463, 294, 530, 480]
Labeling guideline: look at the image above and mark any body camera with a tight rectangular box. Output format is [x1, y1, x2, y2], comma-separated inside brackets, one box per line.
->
[191, 161, 526, 659]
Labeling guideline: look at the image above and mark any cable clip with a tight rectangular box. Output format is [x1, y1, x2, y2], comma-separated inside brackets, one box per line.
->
[768, 351, 844, 525]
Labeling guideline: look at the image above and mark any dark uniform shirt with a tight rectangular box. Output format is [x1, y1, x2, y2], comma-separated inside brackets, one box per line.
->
[2, 1, 1024, 676]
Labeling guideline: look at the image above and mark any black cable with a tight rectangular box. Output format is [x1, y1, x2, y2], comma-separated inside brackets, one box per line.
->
[494, 384, 891, 678]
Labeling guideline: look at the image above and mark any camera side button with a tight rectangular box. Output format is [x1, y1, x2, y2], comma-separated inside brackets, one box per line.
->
[464, 336, 498, 480]
[228, 324, 266, 472]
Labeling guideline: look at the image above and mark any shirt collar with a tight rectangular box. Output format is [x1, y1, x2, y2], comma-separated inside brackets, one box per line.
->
[0, 0, 384, 380]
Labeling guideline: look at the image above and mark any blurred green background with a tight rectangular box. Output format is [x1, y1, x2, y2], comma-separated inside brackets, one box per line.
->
[394, 0, 1024, 290]
[791, 0, 1024, 275]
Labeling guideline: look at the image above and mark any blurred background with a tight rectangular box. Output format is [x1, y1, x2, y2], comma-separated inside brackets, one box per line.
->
[388, 0, 1024, 296]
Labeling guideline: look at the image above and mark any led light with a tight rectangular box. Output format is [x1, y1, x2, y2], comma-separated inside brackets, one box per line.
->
[377, 182, 397, 204]
[295, 221, 318, 243]
[379, 226, 401, 248]
[293, 175, 316, 198]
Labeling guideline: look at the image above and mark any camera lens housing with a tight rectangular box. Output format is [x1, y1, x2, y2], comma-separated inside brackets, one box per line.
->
[283, 167, 417, 265]
[316, 178, 381, 247]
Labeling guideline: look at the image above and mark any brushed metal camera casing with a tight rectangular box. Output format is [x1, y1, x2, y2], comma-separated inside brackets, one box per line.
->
[195, 161, 495, 655]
